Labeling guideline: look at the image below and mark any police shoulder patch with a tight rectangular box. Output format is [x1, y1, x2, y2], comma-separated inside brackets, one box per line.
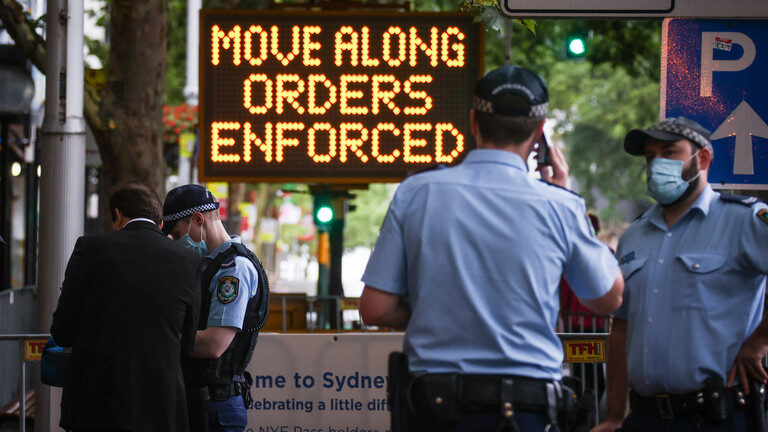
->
[216, 276, 239, 304]
[758, 209, 768, 226]
[720, 193, 762, 207]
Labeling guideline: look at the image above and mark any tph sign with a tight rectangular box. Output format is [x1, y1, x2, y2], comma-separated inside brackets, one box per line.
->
[662, 19, 768, 190]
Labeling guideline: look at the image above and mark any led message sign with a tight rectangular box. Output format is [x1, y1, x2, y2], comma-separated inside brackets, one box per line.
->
[199, 11, 482, 183]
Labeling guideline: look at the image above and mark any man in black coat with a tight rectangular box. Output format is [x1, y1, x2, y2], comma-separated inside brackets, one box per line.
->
[51, 182, 202, 432]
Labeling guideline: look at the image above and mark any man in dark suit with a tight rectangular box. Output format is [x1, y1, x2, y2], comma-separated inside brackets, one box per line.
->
[51, 182, 202, 432]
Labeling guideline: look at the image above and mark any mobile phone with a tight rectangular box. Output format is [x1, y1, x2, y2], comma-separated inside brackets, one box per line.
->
[536, 133, 551, 168]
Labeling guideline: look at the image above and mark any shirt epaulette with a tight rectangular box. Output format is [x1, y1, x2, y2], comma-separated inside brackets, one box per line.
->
[539, 181, 583, 199]
[634, 209, 650, 222]
[719, 193, 762, 207]
[221, 255, 236, 268]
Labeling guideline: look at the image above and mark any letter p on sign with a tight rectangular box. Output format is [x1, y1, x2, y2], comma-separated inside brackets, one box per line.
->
[701, 32, 756, 97]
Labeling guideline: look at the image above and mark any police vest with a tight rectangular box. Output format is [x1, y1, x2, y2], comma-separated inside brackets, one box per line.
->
[185, 242, 270, 387]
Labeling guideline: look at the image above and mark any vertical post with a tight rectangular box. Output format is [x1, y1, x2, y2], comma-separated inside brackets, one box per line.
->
[24, 121, 39, 286]
[316, 229, 330, 328]
[328, 216, 344, 298]
[0, 119, 11, 291]
[19, 340, 26, 432]
[327, 194, 347, 330]
[36, 0, 86, 431]
[184, 0, 201, 106]
[180, 0, 201, 184]
[281, 296, 287, 333]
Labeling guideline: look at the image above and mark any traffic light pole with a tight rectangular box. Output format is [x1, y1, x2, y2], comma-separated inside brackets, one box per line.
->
[316, 228, 330, 298]
[311, 187, 355, 329]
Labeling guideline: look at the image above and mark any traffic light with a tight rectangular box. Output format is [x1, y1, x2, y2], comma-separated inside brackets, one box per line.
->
[313, 193, 333, 227]
[565, 33, 587, 60]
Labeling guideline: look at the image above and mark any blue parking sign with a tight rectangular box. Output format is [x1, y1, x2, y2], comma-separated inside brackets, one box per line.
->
[662, 19, 768, 189]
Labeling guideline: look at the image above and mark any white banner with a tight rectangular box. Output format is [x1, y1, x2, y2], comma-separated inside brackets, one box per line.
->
[246, 333, 404, 432]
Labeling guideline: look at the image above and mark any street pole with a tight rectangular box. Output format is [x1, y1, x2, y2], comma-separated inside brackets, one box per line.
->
[180, 0, 201, 185]
[0, 118, 10, 292]
[317, 229, 331, 296]
[36, 0, 86, 430]
[183, 0, 200, 106]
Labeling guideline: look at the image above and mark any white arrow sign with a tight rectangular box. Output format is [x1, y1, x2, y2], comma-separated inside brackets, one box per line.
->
[711, 101, 768, 175]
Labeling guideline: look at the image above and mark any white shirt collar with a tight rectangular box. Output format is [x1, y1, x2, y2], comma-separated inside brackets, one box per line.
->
[124, 218, 157, 226]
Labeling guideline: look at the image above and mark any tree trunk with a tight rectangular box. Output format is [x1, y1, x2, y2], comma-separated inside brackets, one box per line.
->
[96, 0, 167, 228]
[223, 182, 246, 234]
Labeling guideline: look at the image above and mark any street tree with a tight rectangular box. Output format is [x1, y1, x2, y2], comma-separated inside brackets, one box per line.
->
[0, 0, 168, 199]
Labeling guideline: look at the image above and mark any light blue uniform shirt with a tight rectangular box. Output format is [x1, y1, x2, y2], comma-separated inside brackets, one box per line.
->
[614, 185, 768, 396]
[362, 149, 618, 379]
[204, 236, 260, 329]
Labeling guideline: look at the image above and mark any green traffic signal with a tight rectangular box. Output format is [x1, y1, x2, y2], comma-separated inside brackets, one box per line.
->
[316, 206, 334, 224]
[568, 38, 585, 56]
[313, 192, 334, 226]
[565, 34, 587, 59]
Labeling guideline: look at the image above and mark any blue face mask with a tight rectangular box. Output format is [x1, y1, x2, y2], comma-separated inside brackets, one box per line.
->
[177, 234, 208, 257]
[176, 223, 208, 256]
[646, 153, 700, 205]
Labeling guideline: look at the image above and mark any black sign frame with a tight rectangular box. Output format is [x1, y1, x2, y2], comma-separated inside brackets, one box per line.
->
[198, 9, 484, 183]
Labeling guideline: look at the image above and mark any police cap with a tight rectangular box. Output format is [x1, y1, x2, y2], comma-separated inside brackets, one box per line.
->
[162, 184, 220, 235]
[624, 117, 713, 156]
[472, 65, 549, 118]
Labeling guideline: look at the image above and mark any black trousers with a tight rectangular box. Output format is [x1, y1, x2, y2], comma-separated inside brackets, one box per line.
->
[407, 410, 550, 432]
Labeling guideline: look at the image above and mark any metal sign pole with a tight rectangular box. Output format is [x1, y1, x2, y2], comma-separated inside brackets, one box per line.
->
[19, 339, 26, 432]
[36, 0, 86, 431]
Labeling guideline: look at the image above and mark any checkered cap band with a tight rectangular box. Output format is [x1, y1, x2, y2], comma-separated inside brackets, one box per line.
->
[530, 102, 549, 118]
[163, 202, 219, 222]
[650, 122, 711, 149]
[473, 97, 494, 114]
[473, 97, 548, 118]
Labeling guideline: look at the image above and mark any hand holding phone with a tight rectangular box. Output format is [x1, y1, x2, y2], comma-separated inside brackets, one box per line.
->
[536, 134, 570, 189]
[536, 133, 551, 168]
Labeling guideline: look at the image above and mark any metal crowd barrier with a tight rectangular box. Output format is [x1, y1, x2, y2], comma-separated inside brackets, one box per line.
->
[0, 334, 50, 432]
[0, 302, 611, 430]
[558, 311, 612, 424]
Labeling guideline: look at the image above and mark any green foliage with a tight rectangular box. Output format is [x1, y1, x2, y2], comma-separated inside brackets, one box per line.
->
[481, 19, 661, 78]
[165, 0, 188, 105]
[548, 62, 659, 220]
[84, 2, 110, 67]
[344, 184, 396, 249]
[475, 17, 662, 221]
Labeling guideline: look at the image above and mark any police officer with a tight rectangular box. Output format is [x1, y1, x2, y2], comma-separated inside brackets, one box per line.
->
[591, 117, 768, 432]
[359, 65, 624, 432]
[163, 184, 270, 432]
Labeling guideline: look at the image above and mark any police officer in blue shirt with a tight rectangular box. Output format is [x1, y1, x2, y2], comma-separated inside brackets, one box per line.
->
[592, 117, 768, 432]
[359, 65, 625, 432]
[163, 184, 270, 432]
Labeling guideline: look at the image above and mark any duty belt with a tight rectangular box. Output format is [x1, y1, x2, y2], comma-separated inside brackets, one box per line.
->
[410, 374, 568, 416]
[188, 381, 250, 403]
[630, 388, 747, 420]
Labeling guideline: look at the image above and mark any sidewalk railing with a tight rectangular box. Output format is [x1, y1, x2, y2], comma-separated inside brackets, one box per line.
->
[0, 334, 51, 432]
[0, 287, 38, 420]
